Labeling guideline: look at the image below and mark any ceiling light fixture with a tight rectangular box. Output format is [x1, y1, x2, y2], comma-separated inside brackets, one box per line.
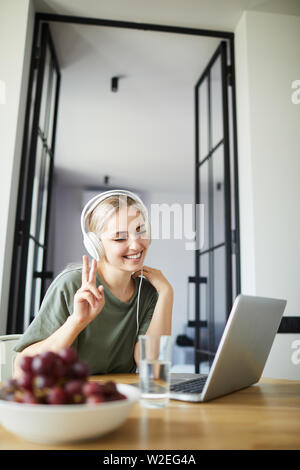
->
[111, 76, 119, 92]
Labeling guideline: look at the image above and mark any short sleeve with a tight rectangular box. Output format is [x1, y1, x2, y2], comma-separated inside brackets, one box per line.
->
[13, 270, 81, 353]
[136, 289, 159, 339]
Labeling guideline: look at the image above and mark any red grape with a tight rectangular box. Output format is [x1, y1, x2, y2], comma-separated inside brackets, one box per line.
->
[34, 374, 56, 389]
[102, 381, 117, 396]
[71, 361, 89, 379]
[64, 380, 84, 403]
[111, 392, 127, 401]
[58, 347, 77, 365]
[82, 381, 103, 397]
[47, 387, 68, 405]
[20, 355, 33, 373]
[17, 372, 33, 391]
[32, 351, 56, 375]
[103, 391, 121, 401]
[52, 357, 68, 379]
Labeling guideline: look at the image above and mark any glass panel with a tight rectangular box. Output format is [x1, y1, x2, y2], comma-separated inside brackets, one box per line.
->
[211, 56, 223, 147]
[23, 239, 36, 330]
[39, 45, 51, 134]
[228, 84, 235, 232]
[213, 245, 226, 350]
[212, 144, 225, 246]
[198, 77, 209, 161]
[228, 81, 238, 301]
[28, 69, 38, 142]
[33, 247, 44, 316]
[43, 59, 54, 141]
[34, 141, 48, 241]
[32, 278, 42, 318]
[24, 240, 45, 329]
[29, 136, 44, 239]
[199, 253, 209, 370]
[21, 68, 38, 221]
[232, 252, 237, 304]
[206, 250, 215, 361]
[28, 246, 44, 323]
[187, 281, 195, 323]
[199, 160, 209, 252]
[39, 152, 51, 246]
[47, 70, 58, 149]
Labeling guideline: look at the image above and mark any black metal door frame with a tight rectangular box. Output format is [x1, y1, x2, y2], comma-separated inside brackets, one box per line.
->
[194, 41, 237, 372]
[7, 22, 61, 334]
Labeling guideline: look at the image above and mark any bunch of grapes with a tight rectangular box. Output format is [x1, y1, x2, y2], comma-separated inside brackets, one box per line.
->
[0, 348, 126, 405]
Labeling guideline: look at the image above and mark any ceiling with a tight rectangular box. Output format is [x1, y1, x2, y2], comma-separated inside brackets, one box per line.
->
[34, 0, 300, 32]
[50, 22, 221, 192]
[35, 0, 300, 193]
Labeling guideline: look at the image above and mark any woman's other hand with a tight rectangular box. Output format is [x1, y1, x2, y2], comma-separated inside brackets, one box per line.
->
[132, 265, 173, 295]
[73, 255, 105, 327]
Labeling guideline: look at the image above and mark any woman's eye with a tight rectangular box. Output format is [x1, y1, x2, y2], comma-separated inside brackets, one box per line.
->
[113, 230, 146, 242]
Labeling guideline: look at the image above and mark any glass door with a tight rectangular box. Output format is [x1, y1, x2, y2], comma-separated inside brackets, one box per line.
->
[7, 23, 61, 333]
[194, 41, 240, 372]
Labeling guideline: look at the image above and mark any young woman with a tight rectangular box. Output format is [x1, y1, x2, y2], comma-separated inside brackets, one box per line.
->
[13, 190, 173, 377]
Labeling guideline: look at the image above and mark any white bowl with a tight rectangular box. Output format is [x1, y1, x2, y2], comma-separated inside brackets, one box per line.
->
[0, 384, 140, 444]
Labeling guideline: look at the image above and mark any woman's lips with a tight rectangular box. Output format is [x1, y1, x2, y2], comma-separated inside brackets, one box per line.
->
[123, 251, 143, 261]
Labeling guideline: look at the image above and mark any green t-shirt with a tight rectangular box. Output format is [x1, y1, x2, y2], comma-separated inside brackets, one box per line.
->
[14, 267, 158, 374]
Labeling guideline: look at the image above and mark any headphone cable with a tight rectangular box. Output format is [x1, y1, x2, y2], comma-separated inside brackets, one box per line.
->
[136, 267, 143, 336]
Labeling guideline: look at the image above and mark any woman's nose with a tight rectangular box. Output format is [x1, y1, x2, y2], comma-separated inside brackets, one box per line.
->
[128, 235, 142, 248]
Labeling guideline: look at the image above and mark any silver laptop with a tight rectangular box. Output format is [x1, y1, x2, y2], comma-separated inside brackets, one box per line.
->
[169, 294, 287, 402]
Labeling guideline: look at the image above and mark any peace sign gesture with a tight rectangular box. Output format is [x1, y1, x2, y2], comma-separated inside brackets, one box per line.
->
[73, 255, 105, 327]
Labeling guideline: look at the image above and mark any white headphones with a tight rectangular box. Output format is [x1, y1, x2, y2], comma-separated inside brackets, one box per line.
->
[80, 189, 150, 336]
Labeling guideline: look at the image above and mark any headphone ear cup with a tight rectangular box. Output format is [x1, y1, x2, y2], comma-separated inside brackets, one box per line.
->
[84, 232, 104, 261]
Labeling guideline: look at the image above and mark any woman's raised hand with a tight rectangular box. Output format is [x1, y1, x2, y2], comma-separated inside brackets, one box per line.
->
[73, 255, 105, 327]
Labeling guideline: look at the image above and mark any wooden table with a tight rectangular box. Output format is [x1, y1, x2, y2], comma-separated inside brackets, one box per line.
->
[0, 375, 299, 450]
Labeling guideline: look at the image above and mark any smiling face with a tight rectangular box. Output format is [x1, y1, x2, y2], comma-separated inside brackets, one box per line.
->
[99, 205, 150, 272]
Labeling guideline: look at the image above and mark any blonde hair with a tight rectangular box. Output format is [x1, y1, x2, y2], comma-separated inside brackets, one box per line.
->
[87, 195, 151, 242]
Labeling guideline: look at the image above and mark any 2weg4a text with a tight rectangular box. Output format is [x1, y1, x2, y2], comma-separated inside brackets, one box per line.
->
[103, 454, 197, 466]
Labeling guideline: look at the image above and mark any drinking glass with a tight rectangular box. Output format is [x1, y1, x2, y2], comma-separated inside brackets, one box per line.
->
[138, 335, 172, 408]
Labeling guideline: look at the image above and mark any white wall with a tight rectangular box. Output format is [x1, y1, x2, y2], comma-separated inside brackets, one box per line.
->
[0, 0, 35, 334]
[235, 11, 300, 379]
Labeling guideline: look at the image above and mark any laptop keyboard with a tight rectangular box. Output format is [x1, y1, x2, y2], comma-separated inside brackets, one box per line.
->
[170, 376, 208, 394]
